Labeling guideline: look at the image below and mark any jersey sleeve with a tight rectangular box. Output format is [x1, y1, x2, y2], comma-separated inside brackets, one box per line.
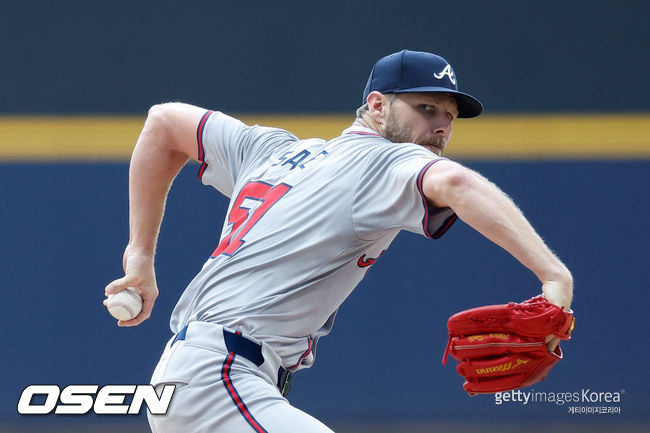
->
[196, 111, 298, 197]
[351, 144, 457, 240]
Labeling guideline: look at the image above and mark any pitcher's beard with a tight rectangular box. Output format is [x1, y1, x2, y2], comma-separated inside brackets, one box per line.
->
[382, 113, 447, 155]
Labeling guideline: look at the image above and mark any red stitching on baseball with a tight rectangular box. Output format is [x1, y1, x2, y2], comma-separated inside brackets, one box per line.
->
[109, 301, 137, 318]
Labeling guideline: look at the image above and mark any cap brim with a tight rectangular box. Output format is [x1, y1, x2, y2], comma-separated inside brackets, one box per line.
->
[392, 86, 483, 118]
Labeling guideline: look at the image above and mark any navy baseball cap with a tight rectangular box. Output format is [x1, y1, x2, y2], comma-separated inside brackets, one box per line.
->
[362, 50, 483, 118]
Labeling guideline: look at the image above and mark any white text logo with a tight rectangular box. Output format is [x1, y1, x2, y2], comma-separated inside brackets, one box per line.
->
[17, 384, 175, 415]
[434, 64, 456, 85]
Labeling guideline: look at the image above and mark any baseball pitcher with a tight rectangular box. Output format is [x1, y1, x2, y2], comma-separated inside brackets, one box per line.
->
[106, 50, 573, 432]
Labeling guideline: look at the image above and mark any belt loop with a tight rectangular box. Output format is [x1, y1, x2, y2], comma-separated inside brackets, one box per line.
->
[223, 328, 265, 367]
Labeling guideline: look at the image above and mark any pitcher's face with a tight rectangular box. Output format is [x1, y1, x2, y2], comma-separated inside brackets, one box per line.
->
[383, 92, 458, 156]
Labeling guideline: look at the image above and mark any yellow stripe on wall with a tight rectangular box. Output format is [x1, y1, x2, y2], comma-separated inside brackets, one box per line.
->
[0, 113, 648, 161]
[449, 114, 650, 159]
[0, 116, 145, 161]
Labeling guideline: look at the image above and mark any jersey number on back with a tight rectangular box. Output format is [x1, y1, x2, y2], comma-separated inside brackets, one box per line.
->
[211, 181, 292, 257]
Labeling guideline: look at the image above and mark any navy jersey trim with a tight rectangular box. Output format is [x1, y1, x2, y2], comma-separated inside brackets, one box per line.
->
[417, 159, 457, 239]
[432, 214, 458, 239]
[196, 110, 214, 181]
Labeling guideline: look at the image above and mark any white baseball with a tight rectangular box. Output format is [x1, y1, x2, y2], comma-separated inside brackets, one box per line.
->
[106, 288, 143, 321]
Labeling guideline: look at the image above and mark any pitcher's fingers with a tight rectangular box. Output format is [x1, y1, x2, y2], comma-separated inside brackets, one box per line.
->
[118, 309, 148, 327]
[118, 296, 154, 327]
[105, 277, 131, 296]
[117, 311, 149, 327]
[545, 335, 560, 352]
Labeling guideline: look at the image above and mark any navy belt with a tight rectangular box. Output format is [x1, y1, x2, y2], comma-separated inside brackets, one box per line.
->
[173, 325, 293, 397]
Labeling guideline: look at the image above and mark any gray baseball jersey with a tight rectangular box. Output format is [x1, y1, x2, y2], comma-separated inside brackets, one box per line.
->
[169, 110, 456, 371]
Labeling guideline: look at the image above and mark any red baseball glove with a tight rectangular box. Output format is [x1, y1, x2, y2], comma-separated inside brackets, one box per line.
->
[442, 295, 574, 396]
